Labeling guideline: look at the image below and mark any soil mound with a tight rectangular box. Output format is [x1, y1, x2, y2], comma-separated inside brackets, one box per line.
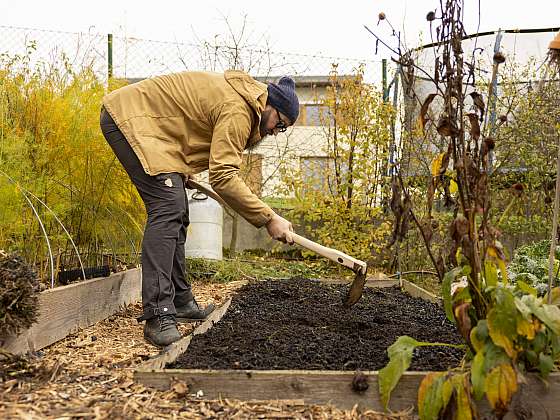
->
[172, 278, 464, 371]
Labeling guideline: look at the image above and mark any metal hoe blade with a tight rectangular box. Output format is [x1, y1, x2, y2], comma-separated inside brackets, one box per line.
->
[344, 264, 368, 307]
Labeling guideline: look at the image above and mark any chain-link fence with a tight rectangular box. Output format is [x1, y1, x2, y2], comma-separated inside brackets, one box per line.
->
[0, 25, 383, 82]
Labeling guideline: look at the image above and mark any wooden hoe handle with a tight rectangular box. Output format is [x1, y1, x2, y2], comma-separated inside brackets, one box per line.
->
[291, 233, 367, 274]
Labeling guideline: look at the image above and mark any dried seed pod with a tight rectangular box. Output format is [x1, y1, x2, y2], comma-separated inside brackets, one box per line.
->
[549, 31, 560, 50]
[426, 11, 436, 21]
[469, 92, 486, 117]
[437, 116, 459, 137]
[493, 51, 506, 64]
[485, 137, 495, 150]
[481, 136, 496, 156]
[450, 214, 469, 243]
[511, 183, 524, 196]
[352, 370, 369, 393]
[378, 12, 386, 21]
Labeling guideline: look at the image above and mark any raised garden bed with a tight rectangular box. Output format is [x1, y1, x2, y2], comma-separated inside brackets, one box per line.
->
[0, 268, 141, 355]
[171, 278, 463, 371]
[134, 277, 560, 417]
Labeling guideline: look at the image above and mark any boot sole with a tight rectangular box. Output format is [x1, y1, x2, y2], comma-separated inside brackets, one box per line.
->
[144, 334, 182, 348]
[176, 316, 210, 323]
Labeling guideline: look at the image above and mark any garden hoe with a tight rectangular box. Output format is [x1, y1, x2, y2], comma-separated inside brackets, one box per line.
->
[186, 179, 368, 306]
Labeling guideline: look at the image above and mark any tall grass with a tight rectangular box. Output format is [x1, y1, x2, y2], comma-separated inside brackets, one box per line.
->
[0, 47, 144, 283]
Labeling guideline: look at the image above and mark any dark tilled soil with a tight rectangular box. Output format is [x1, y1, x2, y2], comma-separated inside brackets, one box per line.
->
[172, 278, 464, 371]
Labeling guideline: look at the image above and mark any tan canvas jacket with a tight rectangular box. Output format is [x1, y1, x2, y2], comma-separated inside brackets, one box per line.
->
[102, 70, 275, 227]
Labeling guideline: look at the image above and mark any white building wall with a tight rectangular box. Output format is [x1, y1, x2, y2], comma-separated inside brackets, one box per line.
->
[251, 125, 328, 198]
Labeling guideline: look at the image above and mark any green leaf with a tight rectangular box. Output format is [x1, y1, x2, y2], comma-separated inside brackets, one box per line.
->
[483, 342, 510, 372]
[515, 280, 538, 297]
[418, 372, 448, 420]
[378, 336, 422, 409]
[538, 353, 554, 378]
[537, 305, 560, 335]
[470, 321, 488, 352]
[487, 289, 518, 357]
[497, 259, 509, 285]
[442, 267, 462, 323]
[525, 350, 538, 366]
[451, 374, 474, 420]
[514, 297, 533, 319]
[484, 261, 498, 288]
[524, 295, 560, 335]
[471, 350, 486, 400]
[551, 334, 560, 357]
[532, 332, 547, 354]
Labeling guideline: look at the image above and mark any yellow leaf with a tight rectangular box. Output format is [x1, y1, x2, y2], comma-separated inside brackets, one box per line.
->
[487, 308, 517, 358]
[418, 372, 450, 420]
[485, 364, 518, 412]
[449, 179, 458, 194]
[452, 374, 474, 420]
[497, 259, 508, 285]
[470, 325, 486, 352]
[431, 153, 445, 177]
[516, 317, 536, 340]
[543, 287, 560, 306]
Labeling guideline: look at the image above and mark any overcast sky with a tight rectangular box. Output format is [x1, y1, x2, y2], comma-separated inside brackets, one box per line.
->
[2, 0, 559, 59]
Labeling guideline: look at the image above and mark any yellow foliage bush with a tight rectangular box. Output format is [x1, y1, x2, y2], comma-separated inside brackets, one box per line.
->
[0, 49, 144, 280]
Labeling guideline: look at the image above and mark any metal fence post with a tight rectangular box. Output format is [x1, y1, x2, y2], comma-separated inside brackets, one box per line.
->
[107, 33, 113, 79]
[382, 58, 388, 101]
[488, 29, 503, 135]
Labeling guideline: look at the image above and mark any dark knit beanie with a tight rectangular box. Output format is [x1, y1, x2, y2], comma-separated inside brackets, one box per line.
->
[266, 76, 300, 124]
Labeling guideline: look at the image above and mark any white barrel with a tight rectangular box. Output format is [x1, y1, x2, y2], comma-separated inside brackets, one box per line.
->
[185, 190, 223, 260]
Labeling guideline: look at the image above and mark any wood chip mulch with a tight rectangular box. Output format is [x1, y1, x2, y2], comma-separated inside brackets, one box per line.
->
[0, 280, 412, 419]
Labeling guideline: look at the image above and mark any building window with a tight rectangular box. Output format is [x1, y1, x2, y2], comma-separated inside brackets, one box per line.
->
[300, 156, 335, 193]
[296, 104, 333, 126]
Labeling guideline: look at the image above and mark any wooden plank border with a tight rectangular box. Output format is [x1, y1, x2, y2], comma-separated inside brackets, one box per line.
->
[135, 368, 424, 411]
[401, 279, 440, 303]
[0, 268, 141, 354]
[135, 367, 560, 416]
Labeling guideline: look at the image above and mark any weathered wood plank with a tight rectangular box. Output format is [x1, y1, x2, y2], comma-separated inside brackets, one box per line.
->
[134, 369, 422, 411]
[134, 368, 560, 416]
[0, 268, 141, 354]
[401, 279, 441, 303]
[138, 299, 231, 370]
[319, 278, 399, 288]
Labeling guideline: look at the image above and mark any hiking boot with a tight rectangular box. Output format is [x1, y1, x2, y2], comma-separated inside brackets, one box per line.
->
[175, 299, 216, 322]
[143, 315, 181, 347]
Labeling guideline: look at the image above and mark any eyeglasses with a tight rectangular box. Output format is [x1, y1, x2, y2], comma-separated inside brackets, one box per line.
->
[275, 109, 288, 133]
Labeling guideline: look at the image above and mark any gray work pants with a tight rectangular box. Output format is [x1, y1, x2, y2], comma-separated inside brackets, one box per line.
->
[100, 107, 193, 320]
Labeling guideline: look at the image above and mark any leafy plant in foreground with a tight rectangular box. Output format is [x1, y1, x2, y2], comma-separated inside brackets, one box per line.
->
[370, 1, 560, 418]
